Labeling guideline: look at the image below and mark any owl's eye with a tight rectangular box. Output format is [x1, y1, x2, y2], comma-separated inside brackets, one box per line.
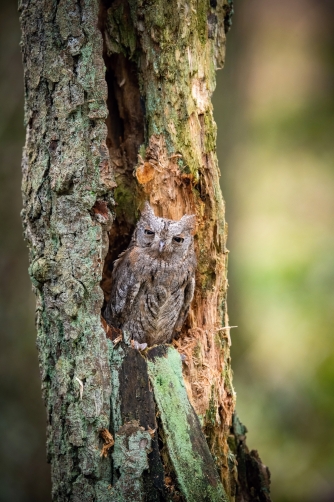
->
[173, 236, 184, 243]
[144, 229, 155, 236]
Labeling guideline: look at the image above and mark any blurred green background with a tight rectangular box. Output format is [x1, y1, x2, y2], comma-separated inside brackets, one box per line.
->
[0, 0, 333, 501]
[214, 0, 334, 501]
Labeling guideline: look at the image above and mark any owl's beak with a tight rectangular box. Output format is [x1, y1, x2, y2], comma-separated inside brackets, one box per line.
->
[159, 241, 165, 253]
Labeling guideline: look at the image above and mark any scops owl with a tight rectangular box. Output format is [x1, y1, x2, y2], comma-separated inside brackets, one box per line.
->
[104, 202, 196, 346]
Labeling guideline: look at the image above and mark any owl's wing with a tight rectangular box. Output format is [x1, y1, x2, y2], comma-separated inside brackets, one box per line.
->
[105, 250, 142, 326]
[173, 276, 195, 334]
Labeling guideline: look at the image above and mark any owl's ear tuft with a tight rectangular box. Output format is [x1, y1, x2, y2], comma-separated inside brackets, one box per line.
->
[141, 201, 155, 219]
[180, 214, 196, 233]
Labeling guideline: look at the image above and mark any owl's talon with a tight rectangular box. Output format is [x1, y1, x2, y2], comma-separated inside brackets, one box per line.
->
[133, 340, 148, 351]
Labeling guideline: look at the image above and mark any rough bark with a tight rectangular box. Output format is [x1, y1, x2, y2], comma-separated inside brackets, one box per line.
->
[20, 0, 271, 501]
[20, 1, 113, 500]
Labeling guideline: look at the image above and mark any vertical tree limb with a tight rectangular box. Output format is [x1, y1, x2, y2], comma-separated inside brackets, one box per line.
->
[20, 0, 113, 499]
[20, 0, 271, 500]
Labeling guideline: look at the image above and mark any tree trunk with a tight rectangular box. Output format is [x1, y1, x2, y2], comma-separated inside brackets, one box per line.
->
[20, 0, 271, 501]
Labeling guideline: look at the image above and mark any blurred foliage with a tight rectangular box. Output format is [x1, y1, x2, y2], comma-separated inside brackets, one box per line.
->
[214, 0, 334, 501]
[1, 0, 333, 501]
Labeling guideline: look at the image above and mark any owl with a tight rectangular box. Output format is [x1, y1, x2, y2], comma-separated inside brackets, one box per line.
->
[104, 202, 196, 346]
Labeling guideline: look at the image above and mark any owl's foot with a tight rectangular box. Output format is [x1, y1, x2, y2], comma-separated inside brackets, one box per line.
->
[132, 340, 148, 351]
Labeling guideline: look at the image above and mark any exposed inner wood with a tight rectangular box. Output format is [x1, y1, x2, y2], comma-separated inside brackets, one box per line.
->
[99, 0, 235, 491]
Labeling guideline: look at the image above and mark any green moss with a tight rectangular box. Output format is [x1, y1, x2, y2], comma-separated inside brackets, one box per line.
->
[138, 144, 146, 159]
[223, 365, 234, 398]
[114, 184, 139, 225]
[29, 257, 55, 284]
[147, 346, 228, 502]
[204, 110, 217, 153]
[112, 424, 152, 500]
[197, 0, 209, 45]
[150, 4, 166, 29]
[95, 481, 115, 502]
[197, 248, 216, 291]
[205, 386, 217, 427]
[77, 43, 96, 91]
[109, 2, 137, 57]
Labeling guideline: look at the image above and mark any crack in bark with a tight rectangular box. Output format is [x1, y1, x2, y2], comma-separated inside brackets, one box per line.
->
[99, 1, 145, 305]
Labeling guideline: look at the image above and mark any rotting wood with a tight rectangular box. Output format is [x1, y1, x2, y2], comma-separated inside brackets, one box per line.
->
[108, 340, 229, 502]
[109, 341, 166, 501]
[230, 415, 271, 502]
[100, 428, 115, 458]
[147, 345, 229, 502]
[99, 0, 237, 491]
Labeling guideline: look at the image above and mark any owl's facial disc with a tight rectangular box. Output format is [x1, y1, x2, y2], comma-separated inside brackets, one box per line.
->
[136, 204, 195, 259]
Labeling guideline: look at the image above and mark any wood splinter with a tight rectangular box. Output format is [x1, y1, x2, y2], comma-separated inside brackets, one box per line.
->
[99, 428, 115, 458]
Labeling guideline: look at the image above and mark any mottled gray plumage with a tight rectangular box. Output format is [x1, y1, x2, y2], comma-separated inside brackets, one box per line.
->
[105, 202, 196, 346]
